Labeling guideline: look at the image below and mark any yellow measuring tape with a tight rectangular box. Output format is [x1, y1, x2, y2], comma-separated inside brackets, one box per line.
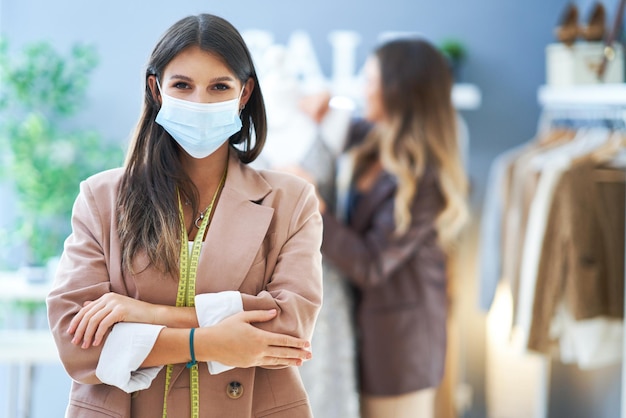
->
[162, 168, 227, 418]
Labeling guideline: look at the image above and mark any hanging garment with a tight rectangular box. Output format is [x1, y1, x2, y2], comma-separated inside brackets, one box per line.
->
[515, 127, 612, 344]
[528, 155, 625, 364]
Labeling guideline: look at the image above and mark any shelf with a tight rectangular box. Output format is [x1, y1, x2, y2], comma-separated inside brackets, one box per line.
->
[0, 330, 59, 363]
[452, 83, 482, 110]
[0, 271, 51, 302]
[538, 83, 626, 107]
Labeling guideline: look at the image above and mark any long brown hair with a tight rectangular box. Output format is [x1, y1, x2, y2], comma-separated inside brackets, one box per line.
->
[353, 38, 468, 250]
[116, 14, 267, 275]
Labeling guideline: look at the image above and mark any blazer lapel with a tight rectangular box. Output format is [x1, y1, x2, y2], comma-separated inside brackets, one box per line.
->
[195, 152, 274, 293]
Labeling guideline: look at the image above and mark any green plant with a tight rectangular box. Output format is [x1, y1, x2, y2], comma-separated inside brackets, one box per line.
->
[438, 38, 468, 82]
[439, 38, 467, 63]
[0, 39, 123, 267]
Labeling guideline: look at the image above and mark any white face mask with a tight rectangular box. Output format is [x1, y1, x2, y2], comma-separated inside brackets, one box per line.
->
[155, 81, 244, 159]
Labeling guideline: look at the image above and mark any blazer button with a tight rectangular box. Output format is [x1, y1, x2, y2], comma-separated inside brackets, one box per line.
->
[227, 381, 244, 399]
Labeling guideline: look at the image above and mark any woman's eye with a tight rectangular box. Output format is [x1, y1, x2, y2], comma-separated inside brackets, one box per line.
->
[173, 82, 190, 89]
[213, 83, 229, 91]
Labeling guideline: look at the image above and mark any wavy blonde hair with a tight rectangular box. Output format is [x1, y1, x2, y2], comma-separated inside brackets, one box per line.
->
[354, 39, 469, 250]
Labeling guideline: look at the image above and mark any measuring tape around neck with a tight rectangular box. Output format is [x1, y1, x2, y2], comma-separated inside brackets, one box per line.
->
[162, 168, 227, 418]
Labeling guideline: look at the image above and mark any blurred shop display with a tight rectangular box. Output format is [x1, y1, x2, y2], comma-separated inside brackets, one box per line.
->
[478, 81, 626, 418]
[242, 29, 480, 170]
[479, 8, 626, 418]
[243, 28, 481, 110]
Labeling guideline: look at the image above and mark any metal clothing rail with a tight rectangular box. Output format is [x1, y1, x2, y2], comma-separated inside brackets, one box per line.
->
[537, 83, 626, 418]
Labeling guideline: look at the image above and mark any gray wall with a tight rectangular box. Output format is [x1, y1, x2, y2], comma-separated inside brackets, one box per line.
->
[0, 1, 623, 417]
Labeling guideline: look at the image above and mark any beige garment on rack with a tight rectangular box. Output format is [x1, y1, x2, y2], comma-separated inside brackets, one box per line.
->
[484, 129, 572, 418]
[515, 128, 613, 348]
[499, 128, 575, 332]
[528, 155, 625, 360]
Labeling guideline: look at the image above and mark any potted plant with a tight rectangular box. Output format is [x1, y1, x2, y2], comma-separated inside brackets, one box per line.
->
[0, 39, 123, 280]
[439, 38, 468, 82]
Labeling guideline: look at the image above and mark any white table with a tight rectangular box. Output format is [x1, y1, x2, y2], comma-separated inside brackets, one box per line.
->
[0, 272, 58, 418]
[0, 271, 52, 303]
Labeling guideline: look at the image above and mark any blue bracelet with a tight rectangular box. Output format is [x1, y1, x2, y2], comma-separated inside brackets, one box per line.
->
[186, 328, 197, 368]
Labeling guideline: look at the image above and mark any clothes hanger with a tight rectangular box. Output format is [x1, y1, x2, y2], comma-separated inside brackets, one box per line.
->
[535, 108, 579, 146]
[582, 109, 626, 166]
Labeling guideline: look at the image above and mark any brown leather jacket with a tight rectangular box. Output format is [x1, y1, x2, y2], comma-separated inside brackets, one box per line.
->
[321, 124, 448, 396]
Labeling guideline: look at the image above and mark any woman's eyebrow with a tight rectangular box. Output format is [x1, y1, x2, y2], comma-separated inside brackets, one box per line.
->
[169, 74, 193, 82]
[168, 75, 236, 83]
[209, 75, 236, 83]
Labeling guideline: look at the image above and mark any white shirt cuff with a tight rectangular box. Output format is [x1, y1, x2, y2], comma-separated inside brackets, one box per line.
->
[96, 323, 164, 393]
[195, 291, 243, 374]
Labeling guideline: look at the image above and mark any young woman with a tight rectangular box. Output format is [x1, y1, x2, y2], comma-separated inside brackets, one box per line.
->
[297, 38, 469, 418]
[46, 14, 322, 418]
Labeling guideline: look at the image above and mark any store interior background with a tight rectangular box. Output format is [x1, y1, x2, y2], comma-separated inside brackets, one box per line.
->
[0, 0, 623, 417]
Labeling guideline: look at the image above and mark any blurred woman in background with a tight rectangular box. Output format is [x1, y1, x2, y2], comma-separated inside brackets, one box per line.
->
[297, 37, 469, 418]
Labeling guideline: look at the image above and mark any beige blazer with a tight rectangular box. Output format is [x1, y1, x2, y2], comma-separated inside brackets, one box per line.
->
[47, 152, 323, 418]
[528, 158, 625, 353]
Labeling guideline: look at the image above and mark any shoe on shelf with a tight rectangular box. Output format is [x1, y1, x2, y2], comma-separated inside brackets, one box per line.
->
[554, 2, 579, 46]
[580, 2, 606, 42]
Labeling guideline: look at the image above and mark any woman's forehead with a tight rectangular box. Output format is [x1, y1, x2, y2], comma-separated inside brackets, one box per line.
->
[163, 46, 234, 80]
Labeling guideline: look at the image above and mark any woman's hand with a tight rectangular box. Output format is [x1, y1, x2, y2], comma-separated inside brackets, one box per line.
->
[199, 309, 312, 368]
[298, 91, 331, 124]
[68, 293, 163, 349]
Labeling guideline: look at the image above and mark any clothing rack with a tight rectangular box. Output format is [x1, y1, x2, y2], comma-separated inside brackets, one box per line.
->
[537, 83, 626, 418]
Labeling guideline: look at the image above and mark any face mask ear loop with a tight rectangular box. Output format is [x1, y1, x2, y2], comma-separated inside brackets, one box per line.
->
[154, 77, 164, 107]
[238, 84, 246, 113]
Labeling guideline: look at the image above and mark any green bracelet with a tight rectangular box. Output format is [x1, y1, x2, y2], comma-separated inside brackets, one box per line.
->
[186, 328, 197, 369]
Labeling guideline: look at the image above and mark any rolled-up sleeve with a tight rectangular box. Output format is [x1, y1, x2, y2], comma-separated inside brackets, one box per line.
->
[96, 323, 164, 392]
[195, 291, 243, 374]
